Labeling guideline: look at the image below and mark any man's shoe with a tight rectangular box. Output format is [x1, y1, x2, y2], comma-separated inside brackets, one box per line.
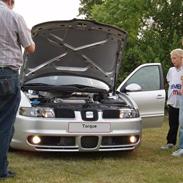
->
[160, 143, 174, 150]
[172, 149, 183, 157]
[0, 170, 16, 180]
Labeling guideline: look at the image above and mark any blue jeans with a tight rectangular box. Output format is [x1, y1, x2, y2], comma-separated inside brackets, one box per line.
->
[179, 95, 183, 149]
[0, 68, 21, 176]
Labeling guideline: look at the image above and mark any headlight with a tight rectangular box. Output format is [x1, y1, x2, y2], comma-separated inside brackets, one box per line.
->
[19, 107, 55, 118]
[119, 109, 140, 119]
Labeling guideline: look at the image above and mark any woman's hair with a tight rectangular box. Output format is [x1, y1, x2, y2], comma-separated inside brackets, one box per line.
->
[170, 48, 183, 57]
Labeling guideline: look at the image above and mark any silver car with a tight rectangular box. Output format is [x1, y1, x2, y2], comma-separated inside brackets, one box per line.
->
[11, 19, 165, 152]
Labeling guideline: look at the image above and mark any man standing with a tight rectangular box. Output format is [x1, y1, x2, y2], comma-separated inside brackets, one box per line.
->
[0, 0, 35, 179]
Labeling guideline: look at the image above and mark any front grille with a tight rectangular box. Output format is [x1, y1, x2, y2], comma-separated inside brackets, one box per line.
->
[103, 110, 120, 118]
[54, 108, 75, 118]
[81, 110, 98, 121]
[27, 136, 75, 146]
[81, 136, 99, 148]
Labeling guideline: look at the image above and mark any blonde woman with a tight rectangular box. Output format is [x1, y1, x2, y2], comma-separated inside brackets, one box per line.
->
[172, 48, 183, 156]
[161, 49, 183, 150]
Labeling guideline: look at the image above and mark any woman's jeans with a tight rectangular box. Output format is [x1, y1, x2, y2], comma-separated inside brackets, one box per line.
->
[0, 68, 20, 176]
[179, 95, 183, 149]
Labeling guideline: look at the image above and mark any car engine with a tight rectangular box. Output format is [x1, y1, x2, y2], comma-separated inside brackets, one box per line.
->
[25, 90, 128, 110]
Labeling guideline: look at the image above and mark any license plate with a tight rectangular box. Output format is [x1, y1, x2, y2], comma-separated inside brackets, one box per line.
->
[68, 122, 111, 133]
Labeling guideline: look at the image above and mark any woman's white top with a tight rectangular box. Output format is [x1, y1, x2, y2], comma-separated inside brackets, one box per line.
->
[167, 66, 183, 108]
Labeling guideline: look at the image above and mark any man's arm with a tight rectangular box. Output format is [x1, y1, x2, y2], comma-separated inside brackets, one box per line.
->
[25, 42, 35, 54]
[16, 15, 35, 53]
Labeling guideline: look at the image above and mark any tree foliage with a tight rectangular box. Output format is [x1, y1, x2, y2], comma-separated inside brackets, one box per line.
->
[79, 0, 183, 83]
[79, 0, 103, 18]
[141, 0, 183, 73]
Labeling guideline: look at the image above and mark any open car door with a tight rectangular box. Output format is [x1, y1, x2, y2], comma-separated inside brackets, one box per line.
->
[117, 63, 165, 128]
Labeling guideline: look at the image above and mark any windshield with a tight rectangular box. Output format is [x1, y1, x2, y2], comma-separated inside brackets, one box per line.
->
[24, 75, 110, 91]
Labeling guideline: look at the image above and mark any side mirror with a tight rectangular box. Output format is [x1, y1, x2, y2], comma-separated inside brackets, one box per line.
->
[125, 83, 142, 92]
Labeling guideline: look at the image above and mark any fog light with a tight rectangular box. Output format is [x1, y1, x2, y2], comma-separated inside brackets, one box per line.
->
[32, 136, 41, 144]
[129, 136, 137, 143]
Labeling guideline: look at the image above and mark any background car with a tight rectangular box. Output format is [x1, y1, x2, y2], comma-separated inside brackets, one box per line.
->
[11, 19, 165, 152]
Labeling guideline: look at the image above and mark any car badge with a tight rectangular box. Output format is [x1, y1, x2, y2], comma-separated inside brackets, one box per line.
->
[86, 111, 94, 119]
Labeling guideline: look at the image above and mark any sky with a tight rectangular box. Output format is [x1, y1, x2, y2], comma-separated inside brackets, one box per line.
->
[14, 0, 82, 28]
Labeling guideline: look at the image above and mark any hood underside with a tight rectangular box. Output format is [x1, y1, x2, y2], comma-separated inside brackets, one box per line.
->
[21, 19, 127, 90]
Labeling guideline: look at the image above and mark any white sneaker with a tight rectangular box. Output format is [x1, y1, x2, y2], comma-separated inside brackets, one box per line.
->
[172, 149, 183, 157]
[160, 143, 174, 150]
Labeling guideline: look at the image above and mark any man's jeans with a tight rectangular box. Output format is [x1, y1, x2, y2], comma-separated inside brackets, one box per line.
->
[179, 95, 183, 149]
[0, 68, 20, 176]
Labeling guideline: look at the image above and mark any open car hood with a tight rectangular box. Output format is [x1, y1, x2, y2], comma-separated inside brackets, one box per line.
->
[21, 19, 127, 91]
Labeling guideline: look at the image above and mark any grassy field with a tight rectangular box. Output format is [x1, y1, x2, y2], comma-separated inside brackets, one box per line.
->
[3, 116, 183, 183]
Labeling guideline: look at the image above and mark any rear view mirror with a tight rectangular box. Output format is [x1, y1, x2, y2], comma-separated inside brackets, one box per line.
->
[125, 83, 142, 92]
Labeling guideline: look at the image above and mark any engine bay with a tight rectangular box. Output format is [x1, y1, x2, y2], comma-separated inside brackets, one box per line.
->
[25, 90, 129, 110]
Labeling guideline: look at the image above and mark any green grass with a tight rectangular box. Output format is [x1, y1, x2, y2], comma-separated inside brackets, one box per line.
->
[4, 117, 183, 183]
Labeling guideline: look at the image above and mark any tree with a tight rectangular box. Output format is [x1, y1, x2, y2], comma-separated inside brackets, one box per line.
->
[79, 0, 103, 18]
[80, 0, 147, 81]
[79, 0, 183, 83]
[140, 0, 183, 73]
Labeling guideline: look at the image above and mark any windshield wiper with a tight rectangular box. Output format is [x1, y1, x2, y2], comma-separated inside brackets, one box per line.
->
[24, 83, 50, 86]
[22, 83, 107, 93]
[22, 83, 80, 92]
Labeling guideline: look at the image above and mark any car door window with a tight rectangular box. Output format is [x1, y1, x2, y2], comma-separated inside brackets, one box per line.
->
[125, 66, 161, 91]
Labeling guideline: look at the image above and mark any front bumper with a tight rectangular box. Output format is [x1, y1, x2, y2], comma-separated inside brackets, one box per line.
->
[11, 114, 142, 152]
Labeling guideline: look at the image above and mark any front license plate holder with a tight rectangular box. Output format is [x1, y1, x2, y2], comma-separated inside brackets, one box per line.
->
[68, 122, 111, 133]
